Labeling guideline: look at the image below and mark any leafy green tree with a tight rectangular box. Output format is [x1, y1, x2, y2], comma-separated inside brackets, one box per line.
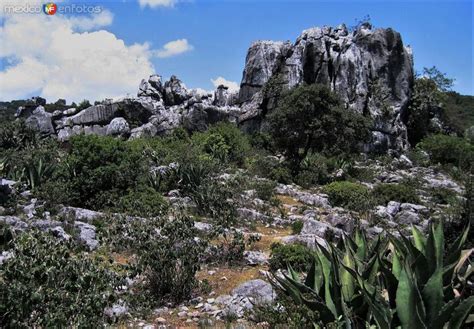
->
[407, 66, 455, 145]
[267, 84, 371, 164]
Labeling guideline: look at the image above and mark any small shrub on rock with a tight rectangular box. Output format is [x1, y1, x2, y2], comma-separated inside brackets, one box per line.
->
[322, 181, 373, 212]
[372, 183, 420, 205]
[114, 186, 168, 217]
[269, 243, 314, 272]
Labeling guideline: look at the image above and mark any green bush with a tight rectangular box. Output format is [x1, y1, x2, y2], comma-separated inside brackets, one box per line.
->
[0, 231, 121, 327]
[0, 120, 38, 150]
[295, 153, 330, 187]
[252, 179, 277, 201]
[248, 155, 292, 184]
[267, 84, 371, 163]
[419, 134, 473, 170]
[372, 183, 420, 205]
[322, 181, 373, 212]
[192, 122, 250, 165]
[291, 220, 304, 234]
[269, 243, 314, 272]
[139, 214, 206, 304]
[49, 134, 145, 210]
[114, 186, 169, 217]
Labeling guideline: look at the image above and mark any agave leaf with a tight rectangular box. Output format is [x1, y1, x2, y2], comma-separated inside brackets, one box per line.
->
[315, 247, 338, 318]
[431, 299, 460, 329]
[445, 223, 470, 267]
[395, 264, 427, 329]
[421, 267, 444, 326]
[392, 251, 402, 280]
[378, 256, 398, 308]
[288, 264, 301, 283]
[271, 273, 303, 304]
[305, 256, 323, 292]
[354, 228, 367, 260]
[454, 248, 473, 275]
[448, 296, 474, 329]
[341, 249, 355, 302]
[301, 294, 337, 324]
[412, 225, 427, 254]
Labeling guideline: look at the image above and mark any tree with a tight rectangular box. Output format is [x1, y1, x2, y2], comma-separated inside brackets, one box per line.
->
[407, 66, 455, 145]
[422, 66, 454, 92]
[267, 84, 371, 164]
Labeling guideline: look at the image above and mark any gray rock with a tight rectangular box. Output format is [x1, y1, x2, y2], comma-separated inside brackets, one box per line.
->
[386, 201, 401, 216]
[239, 25, 413, 152]
[394, 210, 420, 225]
[0, 251, 13, 265]
[237, 208, 271, 222]
[60, 206, 103, 223]
[25, 106, 54, 136]
[301, 218, 343, 238]
[243, 251, 269, 266]
[106, 117, 130, 136]
[400, 203, 428, 215]
[0, 216, 28, 231]
[74, 221, 99, 250]
[104, 301, 129, 319]
[232, 279, 275, 303]
[280, 234, 327, 250]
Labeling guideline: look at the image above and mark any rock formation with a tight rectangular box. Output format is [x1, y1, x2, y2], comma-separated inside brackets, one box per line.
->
[238, 23, 414, 152]
[17, 23, 414, 153]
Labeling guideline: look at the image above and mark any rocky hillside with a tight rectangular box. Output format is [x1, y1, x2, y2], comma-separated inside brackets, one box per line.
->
[18, 23, 414, 154]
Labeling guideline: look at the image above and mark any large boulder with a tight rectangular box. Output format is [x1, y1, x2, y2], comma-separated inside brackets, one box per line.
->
[106, 117, 130, 136]
[238, 24, 414, 152]
[25, 106, 54, 136]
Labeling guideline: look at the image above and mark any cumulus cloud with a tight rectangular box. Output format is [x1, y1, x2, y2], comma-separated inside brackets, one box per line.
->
[211, 77, 240, 93]
[155, 39, 194, 58]
[0, 11, 156, 102]
[68, 10, 114, 31]
[138, 0, 178, 8]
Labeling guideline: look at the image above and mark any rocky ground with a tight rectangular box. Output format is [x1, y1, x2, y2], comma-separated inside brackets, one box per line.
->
[0, 153, 467, 328]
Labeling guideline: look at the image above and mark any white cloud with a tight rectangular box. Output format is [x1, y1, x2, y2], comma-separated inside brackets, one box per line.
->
[0, 12, 155, 102]
[68, 10, 114, 31]
[138, 0, 178, 8]
[211, 77, 240, 93]
[155, 39, 193, 58]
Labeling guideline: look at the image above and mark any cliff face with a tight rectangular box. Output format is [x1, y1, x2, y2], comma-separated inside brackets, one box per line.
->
[18, 24, 414, 153]
[238, 24, 414, 152]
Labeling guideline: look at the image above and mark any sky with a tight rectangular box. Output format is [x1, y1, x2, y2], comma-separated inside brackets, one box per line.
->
[0, 0, 472, 103]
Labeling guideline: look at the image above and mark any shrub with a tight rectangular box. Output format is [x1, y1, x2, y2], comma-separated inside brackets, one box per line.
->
[0, 120, 38, 151]
[253, 179, 277, 201]
[248, 155, 292, 184]
[372, 183, 420, 205]
[114, 186, 169, 217]
[0, 231, 121, 327]
[269, 243, 314, 272]
[192, 122, 250, 165]
[291, 220, 304, 235]
[267, 84, 371, 163]
[295, 153, 330, 187]
[430, 187, 458, 205]
[139, 214, 206, 304]
[51, 135, 145, 210]
[419, 134, 473, 170]
[322, 181, 373, 212]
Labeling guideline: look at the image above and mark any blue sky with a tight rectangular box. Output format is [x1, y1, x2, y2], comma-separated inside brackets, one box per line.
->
[112, 0, 474, 94]
[0, 0, 472, 102]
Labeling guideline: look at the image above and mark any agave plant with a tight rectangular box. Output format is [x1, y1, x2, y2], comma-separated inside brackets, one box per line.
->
[270, 224, 473, 328]
[24, 158, 55, 189]
[270, 229, 387, 328]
